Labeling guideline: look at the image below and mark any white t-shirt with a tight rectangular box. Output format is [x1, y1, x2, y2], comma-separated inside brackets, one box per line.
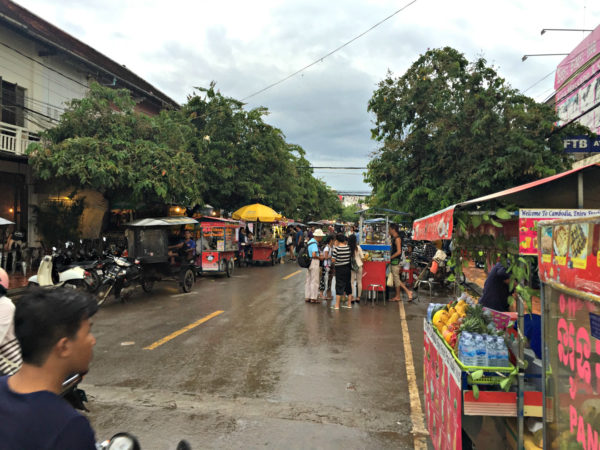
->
[353, 246, 365, 268]
[322, 244, 331, 267]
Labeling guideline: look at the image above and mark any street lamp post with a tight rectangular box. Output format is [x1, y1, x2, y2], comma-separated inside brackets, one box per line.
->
[541, 28, 593, 35]
[521, 53, 569, 62]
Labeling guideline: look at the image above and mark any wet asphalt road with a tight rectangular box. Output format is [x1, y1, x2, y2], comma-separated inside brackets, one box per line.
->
[82, 261, 440, 449]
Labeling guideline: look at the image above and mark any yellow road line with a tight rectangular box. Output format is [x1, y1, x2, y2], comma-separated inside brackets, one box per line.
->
[283, 270, 302, 280]
[144, 310, 224, 350]
[398, 301, 429, 449]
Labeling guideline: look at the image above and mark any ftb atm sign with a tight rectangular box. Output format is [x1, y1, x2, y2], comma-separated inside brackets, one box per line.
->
[563, 136, 600, 153]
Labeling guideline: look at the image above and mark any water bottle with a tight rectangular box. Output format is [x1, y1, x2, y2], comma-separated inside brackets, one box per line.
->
[485, 335, 498, 367]
[459, 332, 475, 366]
[474, 334, 487, 366]
[496, 337, 510, 367]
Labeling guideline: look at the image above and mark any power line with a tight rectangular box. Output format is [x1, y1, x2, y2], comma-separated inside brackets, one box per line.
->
[242, 0, 417, 101]
[0, 39, 88, 89]
[522, 69, 555, 94]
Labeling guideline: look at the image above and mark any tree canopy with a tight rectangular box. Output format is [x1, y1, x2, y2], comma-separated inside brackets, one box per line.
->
[184, 83, 341, 220]
[27, 82, 342, 221]
[366, 47, 591, 218]
[28, 82, 203, 206]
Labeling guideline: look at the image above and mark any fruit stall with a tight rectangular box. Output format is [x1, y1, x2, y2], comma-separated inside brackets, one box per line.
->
[414, 164, 600, 449]
[538, 216, 600, 450]
[424, 295, 544, 450]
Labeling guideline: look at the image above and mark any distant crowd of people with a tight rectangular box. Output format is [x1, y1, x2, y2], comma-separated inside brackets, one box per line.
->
[290, 223, 412, 309]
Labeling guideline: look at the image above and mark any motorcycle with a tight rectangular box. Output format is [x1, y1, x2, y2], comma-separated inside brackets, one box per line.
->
[96, 255, 144, 306]
[27, 248, 91, 290]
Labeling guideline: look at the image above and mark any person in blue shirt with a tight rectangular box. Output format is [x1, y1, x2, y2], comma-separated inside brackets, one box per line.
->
[304, 229, 324, 303]
[0, 288, 98, 449]
[169, 229, 195, 262]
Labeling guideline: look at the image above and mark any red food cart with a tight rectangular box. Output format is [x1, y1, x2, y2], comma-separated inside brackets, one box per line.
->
[194, 217, 239, 277]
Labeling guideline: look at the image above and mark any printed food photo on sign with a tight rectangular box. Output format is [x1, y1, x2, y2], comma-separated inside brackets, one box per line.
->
[569, 223, 590, 269]
[553, 224, 569, 266]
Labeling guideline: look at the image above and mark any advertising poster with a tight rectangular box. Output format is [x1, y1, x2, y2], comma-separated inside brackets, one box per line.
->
[555, 25, 600, 135]
[538, 218, 600, 297]
[519, 209, 600, 255]
[424, 321, 462, 450]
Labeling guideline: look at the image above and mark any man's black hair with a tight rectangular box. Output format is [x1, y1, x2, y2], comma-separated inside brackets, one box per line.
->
[390, 223, 399, 233]
[336, 233, 347, 243]
[14, 288, 98, 366]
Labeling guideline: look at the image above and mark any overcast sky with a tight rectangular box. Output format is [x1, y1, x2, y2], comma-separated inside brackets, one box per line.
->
[15, 0, 600, 192]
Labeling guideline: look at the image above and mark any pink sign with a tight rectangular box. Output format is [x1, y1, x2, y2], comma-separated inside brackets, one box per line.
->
[555, 25, 600, 90]
[424, 325, 462, 450]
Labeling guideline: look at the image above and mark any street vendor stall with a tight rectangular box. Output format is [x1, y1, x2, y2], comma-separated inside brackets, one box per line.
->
[232, 203, 282, 265]
[357, 208, 411, 301]
[193, 216, 239, 277]
[413, 163, 600, 449]
[538, 216, 600, 450]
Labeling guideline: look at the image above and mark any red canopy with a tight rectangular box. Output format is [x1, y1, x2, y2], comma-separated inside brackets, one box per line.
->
[412, 163, 600, 241]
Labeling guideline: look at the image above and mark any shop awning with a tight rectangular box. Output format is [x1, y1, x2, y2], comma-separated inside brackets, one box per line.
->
[413, 163, 600, 240]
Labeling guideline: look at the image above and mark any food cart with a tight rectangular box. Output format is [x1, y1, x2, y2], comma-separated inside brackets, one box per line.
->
[357, 209, 411, 300]
[194, 217, 239, 277]
[232, 203, 282, 266]
[538, 216, 600, 450]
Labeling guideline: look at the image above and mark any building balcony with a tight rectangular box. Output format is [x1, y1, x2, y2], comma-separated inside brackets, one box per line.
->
[0, 121, 40, 156]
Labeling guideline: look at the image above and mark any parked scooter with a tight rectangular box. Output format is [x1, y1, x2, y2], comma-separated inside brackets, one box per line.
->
[27, 248, 90, 290]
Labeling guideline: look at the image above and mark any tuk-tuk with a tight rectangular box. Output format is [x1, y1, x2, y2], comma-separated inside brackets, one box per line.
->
[194, 217, 239, 277]
[125, 216, 198, 293]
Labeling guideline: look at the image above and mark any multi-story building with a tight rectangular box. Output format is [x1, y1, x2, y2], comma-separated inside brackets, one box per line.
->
[0, 0, 178, 243]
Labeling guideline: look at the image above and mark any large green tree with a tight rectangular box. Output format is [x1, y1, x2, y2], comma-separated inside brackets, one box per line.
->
[366, 47, 591, 218]
[183, 83, 341, 220]
[27, 82, 203, 206]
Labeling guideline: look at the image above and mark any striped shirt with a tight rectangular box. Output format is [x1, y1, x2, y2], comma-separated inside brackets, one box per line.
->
[0, 296, 22, 376]
[332, 245, 351, 266]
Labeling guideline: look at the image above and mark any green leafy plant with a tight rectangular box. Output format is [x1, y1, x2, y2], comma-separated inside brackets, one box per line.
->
[449, 208, 538, 312]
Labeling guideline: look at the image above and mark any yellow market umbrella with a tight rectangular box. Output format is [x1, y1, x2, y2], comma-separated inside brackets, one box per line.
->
[232, 203, 282, 222]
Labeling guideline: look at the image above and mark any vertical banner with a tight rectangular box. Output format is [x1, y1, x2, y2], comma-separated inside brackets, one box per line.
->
[424, 321, 462, 450]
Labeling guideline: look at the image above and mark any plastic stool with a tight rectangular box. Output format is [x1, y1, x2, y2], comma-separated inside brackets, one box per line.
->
[366, 284, 385, 306]
[401, 268, 414, 286]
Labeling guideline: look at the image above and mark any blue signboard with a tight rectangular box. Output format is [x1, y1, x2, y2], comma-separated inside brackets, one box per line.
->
[563, 136, 600, 153]
[277, 239, 286, 260]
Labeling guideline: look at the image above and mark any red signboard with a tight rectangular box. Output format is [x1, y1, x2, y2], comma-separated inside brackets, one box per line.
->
[538, 217, 600, 297]
[519, 209, 600, 255]
[413, 206, 455, 241]
[424, 321, 462, 450]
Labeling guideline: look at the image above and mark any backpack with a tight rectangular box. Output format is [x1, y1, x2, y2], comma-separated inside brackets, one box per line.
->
[297, 243, 311, 268]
